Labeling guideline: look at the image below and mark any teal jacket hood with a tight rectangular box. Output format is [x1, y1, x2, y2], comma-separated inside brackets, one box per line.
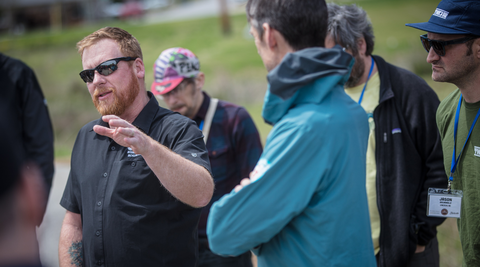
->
[263, 46, 354, 125]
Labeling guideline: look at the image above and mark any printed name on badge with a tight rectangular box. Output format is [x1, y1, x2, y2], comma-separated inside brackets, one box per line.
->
[427, 188, 463, 218]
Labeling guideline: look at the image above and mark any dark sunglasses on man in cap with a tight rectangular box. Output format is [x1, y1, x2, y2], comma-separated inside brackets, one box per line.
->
[420, 34, 479, 57]
[79, 57, 137, 83]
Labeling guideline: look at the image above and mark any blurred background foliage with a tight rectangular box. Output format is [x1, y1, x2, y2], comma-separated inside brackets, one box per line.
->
[0, 0, 461, 265]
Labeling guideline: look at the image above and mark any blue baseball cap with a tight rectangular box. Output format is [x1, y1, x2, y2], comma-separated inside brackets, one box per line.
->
[406, 0, 480, 36]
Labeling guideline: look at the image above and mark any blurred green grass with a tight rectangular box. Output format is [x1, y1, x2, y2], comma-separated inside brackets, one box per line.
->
[0, 0, 462, 265]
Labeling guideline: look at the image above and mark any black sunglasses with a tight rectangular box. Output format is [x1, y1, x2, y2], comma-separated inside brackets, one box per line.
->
[79, 57, 137, 83]
[420, 34, 478, 56]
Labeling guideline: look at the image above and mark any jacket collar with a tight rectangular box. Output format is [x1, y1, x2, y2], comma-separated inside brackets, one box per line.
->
[373, 55, 395, 104]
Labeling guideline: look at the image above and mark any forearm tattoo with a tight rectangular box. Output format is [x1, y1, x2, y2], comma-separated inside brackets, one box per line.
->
[68, 241, 84, 267]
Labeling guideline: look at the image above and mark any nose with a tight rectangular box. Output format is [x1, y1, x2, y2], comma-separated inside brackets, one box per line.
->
[426, 47, 440, 64]
[88, 71, 107, 96]
[91, 71, 107, 86]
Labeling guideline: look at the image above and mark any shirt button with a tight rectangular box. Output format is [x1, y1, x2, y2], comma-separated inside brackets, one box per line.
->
[95, 230, 101, 236]
[111, 146, 116, 151]
[97, 260, 103, 266]
[103, 172, 107, 177]
[191, 153, 198, 157]
[131, 162, 136, 167]
[97, 201, 102, 206]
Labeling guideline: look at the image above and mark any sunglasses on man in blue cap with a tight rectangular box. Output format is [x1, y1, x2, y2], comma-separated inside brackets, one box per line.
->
[419, 34, 478, 56]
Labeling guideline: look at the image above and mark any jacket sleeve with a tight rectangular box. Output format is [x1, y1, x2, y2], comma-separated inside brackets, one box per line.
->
[19, 64, 55, 197]
[399, 70, 447, 245]
[207, 121, 323, 256]
[232, 107, 263, 178]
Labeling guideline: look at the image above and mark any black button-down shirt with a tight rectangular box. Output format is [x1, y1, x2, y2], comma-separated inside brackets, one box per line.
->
[61, 92, 211, 267]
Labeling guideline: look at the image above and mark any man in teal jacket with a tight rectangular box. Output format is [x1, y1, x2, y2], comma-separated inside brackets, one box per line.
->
[207, 0, 376, 266]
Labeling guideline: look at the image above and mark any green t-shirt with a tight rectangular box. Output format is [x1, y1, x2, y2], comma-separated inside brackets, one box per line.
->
[436, 89, 480, 267]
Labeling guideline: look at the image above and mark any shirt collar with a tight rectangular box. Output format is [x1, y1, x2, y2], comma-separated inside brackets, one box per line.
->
[133, 91, 168, 134]
[194, 91, 210, 121]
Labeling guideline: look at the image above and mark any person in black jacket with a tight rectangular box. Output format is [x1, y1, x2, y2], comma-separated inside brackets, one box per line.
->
[0, 53, 54, 221]
[0, 114, 47, 267]
[326, 4, 447, 267]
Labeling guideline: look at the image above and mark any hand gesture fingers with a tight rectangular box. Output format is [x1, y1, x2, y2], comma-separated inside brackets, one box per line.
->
[234, 178, 251, 193]
[93, 116, 147, 153]
[102, 115, 131, 128]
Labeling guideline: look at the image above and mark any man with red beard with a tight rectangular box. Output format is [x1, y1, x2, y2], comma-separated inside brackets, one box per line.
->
[58, 27, 214, 267]
[326, 3, 447, 267]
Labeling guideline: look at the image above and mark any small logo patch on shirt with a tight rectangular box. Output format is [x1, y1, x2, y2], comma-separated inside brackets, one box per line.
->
[127, 147, 140, 157]
[392, 128, 402, 135]
[433, 8, 449, 19]
[250, 159, 270, 183]
[474, 146, 480, 158]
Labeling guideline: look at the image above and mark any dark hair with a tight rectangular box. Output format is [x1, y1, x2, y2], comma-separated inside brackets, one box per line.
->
[246, 0, 328, 51]
[327, 3, 375, 56]
[181, 77, 196, 86]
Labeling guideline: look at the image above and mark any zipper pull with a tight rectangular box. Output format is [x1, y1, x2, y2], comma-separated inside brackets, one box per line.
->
[384, 132, 387, 143]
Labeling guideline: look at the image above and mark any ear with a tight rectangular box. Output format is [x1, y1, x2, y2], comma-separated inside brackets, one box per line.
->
[19, 163, 47, 226]
[262, 23, 278, 50]
[357, 37, 367, 56]
[195, 72, 205, 91]
[134, 58, 145, 79]
[474, 38, 480, 60]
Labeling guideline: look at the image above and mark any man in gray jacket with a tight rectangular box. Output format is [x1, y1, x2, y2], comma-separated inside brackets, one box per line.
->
[326, 3, 447, 267]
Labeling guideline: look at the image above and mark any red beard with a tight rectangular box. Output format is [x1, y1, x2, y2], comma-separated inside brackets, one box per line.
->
[92, 71, 140, 116]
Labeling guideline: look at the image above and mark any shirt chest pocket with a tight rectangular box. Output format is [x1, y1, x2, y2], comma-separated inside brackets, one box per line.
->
[208, 146, 230, 182]
[109, 159, 166, 205]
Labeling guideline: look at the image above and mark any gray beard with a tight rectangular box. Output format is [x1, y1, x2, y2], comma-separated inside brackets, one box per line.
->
[345, 55, 365, 88]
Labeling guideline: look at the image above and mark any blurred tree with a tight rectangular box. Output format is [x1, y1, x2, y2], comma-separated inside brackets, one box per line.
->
[50, 0, 62, 32]
[219, 0, 230, 35]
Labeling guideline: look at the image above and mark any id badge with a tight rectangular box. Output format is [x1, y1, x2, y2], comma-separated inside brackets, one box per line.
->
[427, 188, 463, 218]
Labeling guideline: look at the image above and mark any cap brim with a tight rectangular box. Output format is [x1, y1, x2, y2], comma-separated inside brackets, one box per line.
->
[406, 22, 470, 35]
[151, 77, 184, 95]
